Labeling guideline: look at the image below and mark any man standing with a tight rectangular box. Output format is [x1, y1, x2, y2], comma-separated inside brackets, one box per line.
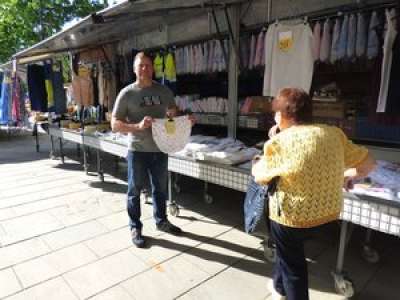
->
[112, 52, 182, 248]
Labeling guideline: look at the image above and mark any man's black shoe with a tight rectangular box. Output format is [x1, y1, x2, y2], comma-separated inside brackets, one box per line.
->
[156, 220, 182, 235]
[131, 228, 146, 248]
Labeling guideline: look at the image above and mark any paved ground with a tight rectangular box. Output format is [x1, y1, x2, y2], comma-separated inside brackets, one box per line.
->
[0, 130, 399, 300]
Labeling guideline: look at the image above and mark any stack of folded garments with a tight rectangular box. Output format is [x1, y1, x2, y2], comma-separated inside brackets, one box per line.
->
[175, 135, 260, 165]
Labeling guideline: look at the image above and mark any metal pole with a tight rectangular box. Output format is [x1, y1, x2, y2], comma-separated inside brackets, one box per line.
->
[267, 0, 272, 22]
[227, 5, 240, 139]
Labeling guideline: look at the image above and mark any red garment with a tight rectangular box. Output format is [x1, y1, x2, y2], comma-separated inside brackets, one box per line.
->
[12, 76, 21, 123]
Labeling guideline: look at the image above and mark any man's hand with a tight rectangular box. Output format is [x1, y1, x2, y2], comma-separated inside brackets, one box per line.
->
[138, 116, 153, 130]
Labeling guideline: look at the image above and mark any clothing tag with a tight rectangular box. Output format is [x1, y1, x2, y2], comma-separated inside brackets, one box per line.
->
[279, 31, 293, 52]
[164, 119, 176, 135]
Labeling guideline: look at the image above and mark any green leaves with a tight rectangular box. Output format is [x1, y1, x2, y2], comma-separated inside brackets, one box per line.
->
[0, 0, 107, 63]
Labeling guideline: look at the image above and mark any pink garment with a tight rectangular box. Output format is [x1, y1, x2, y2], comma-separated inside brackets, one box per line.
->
[12, 76, 21, 123]
[254, 31, 265, 67]
[248, 34, 256, 70]
[240, 97, 252, 114]
[312, 22, 322, 61]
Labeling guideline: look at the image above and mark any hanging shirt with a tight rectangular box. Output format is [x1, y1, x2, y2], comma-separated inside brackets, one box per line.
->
[367, 11, 380, 59]
[312, 21, 322, 61]
[0, 73, 11, 124]
[330, 18, 342, 64]
[337, 15, 349, 60]
[377, 9, 398, 112]
[254, 31, 265, 67]
[207, 40, 215, 73]
[27, 64, 47, 112]
[320, 19, 332, 62]
[11, 76, 21, 123]
[263, 22, 314, 97]
[356, 13, 368, 58]
[164, 52, 177, 83]
[52, 62, 67, 114]
[346, 14, 357, 60]
[152, 115, 192, 154]
[153, 53, 164, 80]
[202, 42, 208, 73]
[44, 63, 54, 110]
[240, 35, 250, 69]
[248, 34, 257, 70]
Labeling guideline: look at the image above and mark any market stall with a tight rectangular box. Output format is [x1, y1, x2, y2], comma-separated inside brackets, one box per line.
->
[6, 0, 400, 297]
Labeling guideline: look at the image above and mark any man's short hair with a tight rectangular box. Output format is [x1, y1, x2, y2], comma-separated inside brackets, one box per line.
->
[276, 87, 312, 123]
[133, 51, 153, 66]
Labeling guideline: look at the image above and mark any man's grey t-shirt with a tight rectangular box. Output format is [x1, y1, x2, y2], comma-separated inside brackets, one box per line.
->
[112, 82, 175, 152]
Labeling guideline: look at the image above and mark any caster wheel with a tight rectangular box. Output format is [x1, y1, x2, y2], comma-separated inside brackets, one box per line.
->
[333, 273, 355, 298]
[204, 194, 213, 204]
[263, 239, 276, 263]
[169, 204, 180, 217]
[173, 183, 181, 194]
[361, 245, 380, 263]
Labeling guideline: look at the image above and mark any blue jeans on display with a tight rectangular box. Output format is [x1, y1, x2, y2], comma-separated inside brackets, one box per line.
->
[127, 151, 168, 230]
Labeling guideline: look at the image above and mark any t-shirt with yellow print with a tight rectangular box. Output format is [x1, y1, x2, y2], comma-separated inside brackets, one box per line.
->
[252, 124, 369, 228]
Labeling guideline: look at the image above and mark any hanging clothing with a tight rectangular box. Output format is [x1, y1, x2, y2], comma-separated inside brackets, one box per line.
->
[44, 63, 54, 111]
[100, 62, 117, 110]
[0, 72, 3, 97]
[207, 40, 215, 73]
[27, 64, 47, 112]
[337, 15, 349, 60]
[164, 52, 177, 83]
[175, 47, 181, 75]
[367, 11, 380, 59]
[263, 22, 314, 97]
[346, 14, 357, 59]
[11, 76, 21, 123]
[0, 72, 11, 124]
[330, 18, 342, 64]
[356, 13, 368, 58]
[202, 42, 208, 73]
[312, 21, 322, 61]
[380, 9, 400, 114]
[52, 62, 66, 114]
[153, 53, 164, 81]
[377, 9, 397, 112]
[240, 35, 250, 69]
[249, 34, 257, 70]
[320, 19, 332, 62]
[72, 66, 94, 107]
[254, 31, 265, 67]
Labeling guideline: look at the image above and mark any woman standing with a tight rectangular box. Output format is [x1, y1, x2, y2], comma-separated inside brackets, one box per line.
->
[252, 88, 375, 300]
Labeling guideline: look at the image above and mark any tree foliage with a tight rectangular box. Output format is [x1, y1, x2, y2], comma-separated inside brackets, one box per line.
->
[0, 0, 108, 63]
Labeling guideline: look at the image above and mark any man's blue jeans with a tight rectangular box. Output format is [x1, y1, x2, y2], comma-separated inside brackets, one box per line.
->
[127, 151, 168, 230]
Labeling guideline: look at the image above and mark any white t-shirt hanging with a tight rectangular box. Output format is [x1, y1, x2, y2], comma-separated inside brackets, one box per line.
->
[263, 22, 314, 97]
[152, 115, 192, 154]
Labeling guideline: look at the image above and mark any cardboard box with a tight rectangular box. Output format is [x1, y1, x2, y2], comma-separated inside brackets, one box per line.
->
[312, 102, 345, 119]
[241, 96, 272, 114]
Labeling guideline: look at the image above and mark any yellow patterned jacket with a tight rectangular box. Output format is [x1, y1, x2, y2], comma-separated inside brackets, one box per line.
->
[252, 124, 368, 228]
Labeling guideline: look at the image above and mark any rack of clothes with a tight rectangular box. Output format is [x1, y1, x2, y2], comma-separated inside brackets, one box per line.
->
[27, 60, 66, 114]
[0, 70, 25, 126]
